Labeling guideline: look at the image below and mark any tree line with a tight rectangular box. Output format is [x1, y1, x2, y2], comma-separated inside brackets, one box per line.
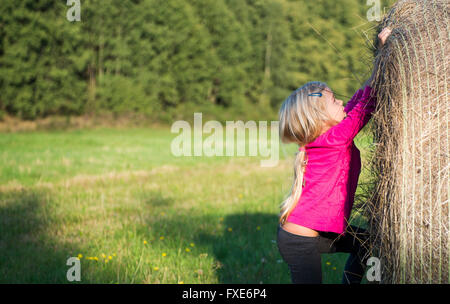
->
[0, 0, 394, 123]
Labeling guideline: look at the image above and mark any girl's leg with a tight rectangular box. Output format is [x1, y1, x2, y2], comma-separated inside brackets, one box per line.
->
[277, 225, 322, 284]
[333, 225, 370, 284]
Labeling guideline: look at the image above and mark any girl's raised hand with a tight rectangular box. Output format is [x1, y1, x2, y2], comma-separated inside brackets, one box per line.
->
[378, 27, 392, 47]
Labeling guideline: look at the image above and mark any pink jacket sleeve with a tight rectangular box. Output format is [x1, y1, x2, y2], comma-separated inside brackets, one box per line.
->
[344, 87, 364, 114]
[325, 86, 376, 146]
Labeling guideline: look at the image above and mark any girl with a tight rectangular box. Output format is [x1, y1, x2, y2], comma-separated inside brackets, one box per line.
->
[276, 28, 392, 284]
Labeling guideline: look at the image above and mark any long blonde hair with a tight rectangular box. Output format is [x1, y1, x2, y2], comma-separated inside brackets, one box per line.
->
[278, 81, 335, 225]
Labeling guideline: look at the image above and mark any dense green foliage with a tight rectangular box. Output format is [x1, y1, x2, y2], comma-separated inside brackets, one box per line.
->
[0, 0, 394, 122]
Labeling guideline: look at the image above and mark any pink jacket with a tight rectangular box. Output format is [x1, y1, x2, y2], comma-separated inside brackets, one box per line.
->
[286, 86, 376, 234]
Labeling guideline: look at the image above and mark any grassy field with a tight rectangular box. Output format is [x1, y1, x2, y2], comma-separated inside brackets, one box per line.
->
[0, 126, 374, 283]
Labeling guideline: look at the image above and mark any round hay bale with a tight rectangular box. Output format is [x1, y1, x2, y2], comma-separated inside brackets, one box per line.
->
[363, 0, 449, 283]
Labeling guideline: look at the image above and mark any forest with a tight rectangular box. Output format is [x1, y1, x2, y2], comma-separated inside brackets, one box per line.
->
[0, 0, 394, 123]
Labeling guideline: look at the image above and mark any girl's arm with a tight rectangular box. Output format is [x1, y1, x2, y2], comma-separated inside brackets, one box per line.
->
[343, 28, 391, 115]
[344, 88, 364, 114]
[325, 86, 376, 146]
[344, 68, 376, 114]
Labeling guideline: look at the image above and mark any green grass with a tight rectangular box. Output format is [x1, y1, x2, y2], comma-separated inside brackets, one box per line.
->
[0, 126, 374, 283]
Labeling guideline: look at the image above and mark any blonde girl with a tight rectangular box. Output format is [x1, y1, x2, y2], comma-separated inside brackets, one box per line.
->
[276, 28, 391, 284]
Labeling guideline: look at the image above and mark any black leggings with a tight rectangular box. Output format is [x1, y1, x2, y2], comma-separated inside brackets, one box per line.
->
[276, 224, 370, 284]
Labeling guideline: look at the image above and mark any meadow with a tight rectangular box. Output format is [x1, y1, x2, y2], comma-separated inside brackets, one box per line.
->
[0, 126, 373, 283]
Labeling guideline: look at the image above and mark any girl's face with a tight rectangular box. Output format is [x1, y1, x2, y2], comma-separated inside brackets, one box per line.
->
[322, 88, 346, 124]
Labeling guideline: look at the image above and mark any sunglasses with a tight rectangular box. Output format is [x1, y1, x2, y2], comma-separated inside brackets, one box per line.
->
[308, 88, 351, 99]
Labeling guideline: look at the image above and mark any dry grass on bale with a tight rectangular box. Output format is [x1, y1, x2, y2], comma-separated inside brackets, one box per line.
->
[358, 0, 449, 283]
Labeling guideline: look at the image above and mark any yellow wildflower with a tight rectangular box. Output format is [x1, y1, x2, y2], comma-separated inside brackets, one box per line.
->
[77, 254, 83, 259]
[190, 243, 195, 247]
[332, 267, 337, 271]
[162, 252, 167, 257]
[101, 253, 106, 258]
[227, 227, 232, 232]
[153, 267, 159, 271]
[326, 262, 331, 266]
[185, 248, 191, 252]
[143, 240, 148, 245]
[178, 281, 184, 284]
[108, 256, 112, 260]
[160, 236, 165, 240]
[256, 226, 261, 230]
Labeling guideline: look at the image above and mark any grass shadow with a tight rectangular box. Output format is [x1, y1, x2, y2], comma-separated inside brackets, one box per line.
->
[194, 212, 286, 283]
[0, 189, 84, 283]
[144, 209, 367, 284]
[141, 190, 174, 208]
[143, 211, 290, 283]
